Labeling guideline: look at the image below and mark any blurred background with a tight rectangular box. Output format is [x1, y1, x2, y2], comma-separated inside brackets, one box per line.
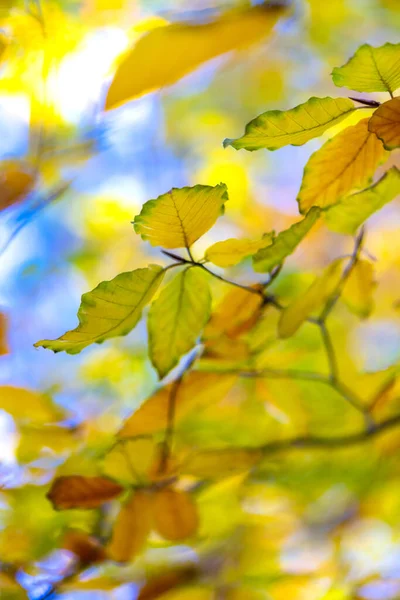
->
[0, 0, 400, 598]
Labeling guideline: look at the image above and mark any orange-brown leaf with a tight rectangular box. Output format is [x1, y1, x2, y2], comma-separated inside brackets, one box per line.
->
[62, 530, 107, 565]
[153, 489, 199, 541]
[107, 490, 153, 562]
[0, 312, 9, 355]
[368, 97, 400, 150]
[47, 476, 123, 510]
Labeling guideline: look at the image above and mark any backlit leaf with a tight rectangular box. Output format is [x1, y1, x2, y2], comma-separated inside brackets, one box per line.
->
[17, 425, 77, 463]
[278, 259, 344, 338]
[332, 42, 400, 93]
[183, 448, 261, 479]
[107, 490, 153, 562]
[0, 386, 61, 423]
[105, 3, 287, 109]
[133, 184, 228, 249]
[204, 286, 264, 340]
[223, 97, 355, 151]
[252, 207, 320, 272]
[102, 438, 157, 485]
[342, 260, 376, 319]
[368, 97, 400, 150]
[297, 118, 388, 213]
[0, 160, 36, 212]
[34, 265, 165, 354]
[148, 268, 211, 378]
[47, 476, 123, 510]
[204, 234, 274, 267]
[119, 372, 236, 438]
[324, 167, 400, 235]
[153, 489, 198, 541]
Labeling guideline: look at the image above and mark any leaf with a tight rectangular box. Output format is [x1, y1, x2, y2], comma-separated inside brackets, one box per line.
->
[0, 160, 36, 212]
[153, 489, 198, 541]
[138, 567, 198, 600]
[34, 265, 165, 354]
[342, 260, 376, 319]
[107, 490, 153, 562]
[17, 424, 78, 463]
[204, 234, 274, 267]
[297, 118, 388, 214]
[47, 476, 123, 510]
[0, 386, 61, 423]
[278, 259, 344, 338]
[102, 438, 157, 485]
[118, 372, 236, 439]
[204, 286, 264, 340]
[148, 268, 211, 378]
[62, 530, 106, 565]
[324, 167, 400, 235]
[223, 97, 355, 151]
[133, 184, 228, 249]
[368, 97, 400, 150]
[252, 207, 320, 273]
[105, 3, 287, 109]
[332, 42, 400, 94]
[183, 448, 261, 479]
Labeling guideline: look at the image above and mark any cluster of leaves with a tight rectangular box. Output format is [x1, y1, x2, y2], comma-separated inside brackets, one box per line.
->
[10, 39, 396, 597]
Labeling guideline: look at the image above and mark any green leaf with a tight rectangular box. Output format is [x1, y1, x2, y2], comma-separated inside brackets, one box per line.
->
[223, 97, 355, 151]
[133, 184, 228, 249]
[332, 42, 400, 94]
[297, 118, 388, 214]
[204, 233, 274, 268]
[35, 265, 165, 354]
[323, 167, 400, 235]
[148, 267, 211, 378]
[252, 207, 320, 273]
[278, 259, 344, 338]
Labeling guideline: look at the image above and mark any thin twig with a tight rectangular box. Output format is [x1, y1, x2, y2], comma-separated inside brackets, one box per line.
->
[318, 321, 338, 382]
[198, 263, 264, 296]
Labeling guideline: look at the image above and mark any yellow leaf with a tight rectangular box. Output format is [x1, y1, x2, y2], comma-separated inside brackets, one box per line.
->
[342, 260, 376, 318]
[368, 97, 400, 150]
[105, 3, 287, 109]
[278, 259, 344, 338]
[153, 488, 198, 541]
[47, 476, 123, 510]
[324, 167, 400, 235]
[134, 184, 228, 249]
[332, 42, 400, 93]
[154, 588, 213, 600]
[107, 490, 153, 562]
[0, 160, 36, 212]
[224, 97, 356, 151]
[205, 234, 274, 267]
[252, 207, 320, 272]
[148, 268, 211, 378]
[102, 438, 157, 485]
[0, 386, 61, 423]
[297, 118, 388, 213]
[35, 265, 165, 354]
[17, 424, 78, 463]
[204, 286, 264, 340]
[183, 448, 261, 479]
[119, 372, 236, 439]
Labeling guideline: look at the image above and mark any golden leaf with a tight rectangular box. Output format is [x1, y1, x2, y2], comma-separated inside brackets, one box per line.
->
[107, 490, 153, 562]
[153, 488, 198, 541]
[0, 160, 36, 212]
[106, 3, 287, 109]
[134, 184, 228, 249]
[342, 260, 376, 318]
[298, 118, 388, 213]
